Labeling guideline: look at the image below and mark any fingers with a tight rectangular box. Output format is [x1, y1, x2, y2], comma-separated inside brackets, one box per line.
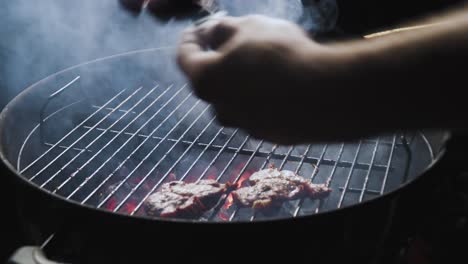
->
[177, 26, 224, 102]
[175, 15, 317, 144]
[177, 16, 240, 92]
[177, 27, 221, 80]
[194, 17, 240, 50]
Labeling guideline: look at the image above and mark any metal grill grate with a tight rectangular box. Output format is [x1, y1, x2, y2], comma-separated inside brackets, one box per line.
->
[18, 77, 433, 222]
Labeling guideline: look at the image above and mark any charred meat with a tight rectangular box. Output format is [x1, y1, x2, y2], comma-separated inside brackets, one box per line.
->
[144, 179, 232, 218]
[232, 168, 332, 209]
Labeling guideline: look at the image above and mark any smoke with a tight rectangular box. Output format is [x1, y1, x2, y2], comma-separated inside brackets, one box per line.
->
[217, 0, 338, 32]
[0, 0, 186, 106]
[218, 0, 305, 21]
[0, 0, 337, 107]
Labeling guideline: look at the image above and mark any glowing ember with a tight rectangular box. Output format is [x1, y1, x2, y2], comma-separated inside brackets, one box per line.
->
[143, 182, 151, 191]
[185, 173, 199, 182]
[207, 175, 216, 180]
[206, 167, 218, 178]
[106, 198, 117, 211]
[168, 173, 177, 181]
[219, 212, 230, 221]
[124, 202, 137, 214]
[229, 162, 246, 181]
[131, 176, 143, 184]
[147, 178, 157, 187]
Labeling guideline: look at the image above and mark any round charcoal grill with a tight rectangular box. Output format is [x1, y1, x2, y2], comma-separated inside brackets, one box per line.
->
[2, 47, 458, 264]
[0, 48, 448, 225]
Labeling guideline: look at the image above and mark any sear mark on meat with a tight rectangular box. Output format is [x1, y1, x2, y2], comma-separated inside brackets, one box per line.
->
[232, 168, 332, 209]
[144, 180, 232, 219]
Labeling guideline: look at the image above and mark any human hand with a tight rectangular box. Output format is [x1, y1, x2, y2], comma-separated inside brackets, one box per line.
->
[178, 15, 353, 144]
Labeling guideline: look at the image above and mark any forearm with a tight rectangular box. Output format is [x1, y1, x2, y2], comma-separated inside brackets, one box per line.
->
[332, 5, 468, 131]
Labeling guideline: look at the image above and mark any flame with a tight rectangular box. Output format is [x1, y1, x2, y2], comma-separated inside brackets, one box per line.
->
[237, 173, 251, 188]
[219, 194, 233, 221]
[225, 162, 256, 187]
[223, 194, 234, 210]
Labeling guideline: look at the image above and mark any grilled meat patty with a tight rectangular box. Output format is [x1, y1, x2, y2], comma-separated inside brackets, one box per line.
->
[144, 179, 231, 218]
[232, 168, 332, 209]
